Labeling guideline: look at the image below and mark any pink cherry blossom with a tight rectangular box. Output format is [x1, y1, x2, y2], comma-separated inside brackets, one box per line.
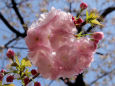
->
[25, 7, 104, 79]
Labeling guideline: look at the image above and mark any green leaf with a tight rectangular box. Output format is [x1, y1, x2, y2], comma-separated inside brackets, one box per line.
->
[91, 19, 102, 25]
[12, 70, 18, 73]
[15, 56, 20, 66]
[86, 9, 89, 20]
[24, 69, 31, 77]
[89, 11, 99, 19]
[21, 58, 32, 67]
[4, 84, 15, 86]
[20, 65, 25, 72]
[75, 31, 83, 38]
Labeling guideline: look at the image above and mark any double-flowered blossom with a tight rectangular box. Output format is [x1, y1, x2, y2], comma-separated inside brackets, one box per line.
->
[25, 7, 104, 79]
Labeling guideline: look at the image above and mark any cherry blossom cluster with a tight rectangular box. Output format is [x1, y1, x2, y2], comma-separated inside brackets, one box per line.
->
[25, 6, 104, 79]
[0, 49, 41, 86]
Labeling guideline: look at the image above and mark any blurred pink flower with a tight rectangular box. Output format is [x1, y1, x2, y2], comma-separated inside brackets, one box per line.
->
[25, 7, 103, 79]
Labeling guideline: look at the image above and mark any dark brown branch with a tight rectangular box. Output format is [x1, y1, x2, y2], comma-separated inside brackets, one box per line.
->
[96, 52, 104, 55]
[60, 77, 73, 86]
[69, 2, 72, 13]
[101, 7, 115, 18]
[6, 46, 27, 50]
[11, 0, 28, 32]
[26, 73, 40, 86]
[60, 73, 85, 86]
[77, 21, 86, 33]
[74, 74, 85, 86]
[4, 36, 19, 48]
[0, 12, 25, 37]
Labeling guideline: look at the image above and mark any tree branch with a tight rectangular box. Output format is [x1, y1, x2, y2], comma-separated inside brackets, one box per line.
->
[4, 36, 19, 48]
[0, 12, 26, 37]
[11, 0, 28, 32]
[6, 46, 27, 50]
[96, 52, 104, 55]
[101, 7, 115, 18]
[26, 73, 40, 86]
[60, 73, 86, 86]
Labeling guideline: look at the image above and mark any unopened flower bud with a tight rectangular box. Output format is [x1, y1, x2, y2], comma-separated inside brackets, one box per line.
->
[6, 75, 14, 82]
[92, 32, 104, 40]
[31, 69, 37, 76]
[6, 49, 14, 59]
[0, 73, 3, 81]
[0, 69, 5, 73]
[76, 18, 84, 24]
[34, 82, 41, 86]
[24, 77, 30, 85]
[74, 18, 84, 25]
[80, 2, 88, 10]
[72, 16, 75, 21]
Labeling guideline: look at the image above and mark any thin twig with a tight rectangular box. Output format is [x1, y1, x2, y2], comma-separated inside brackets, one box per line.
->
[4, 36, 19, 48]
[96, 52, 104, 55]
[0, 12, 25, 37]
[7, 46, 27, 50]
[26, 73, 40, 86]
[89, 68, 115, 86]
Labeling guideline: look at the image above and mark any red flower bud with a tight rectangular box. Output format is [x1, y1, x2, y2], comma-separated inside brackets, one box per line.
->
[24, 77, 30, 85]
[74, 21, 77, 24]
[0, 73, 3, 81]
[31, 69, 37, 76]
[94, 39, 99, 44]
[72, 16, 75, 21]
[0, 69, 5, 73]
[92, 32, 104, 41]
[34, 82, 41, 86]
[6, 49, 14, 59]
[6, 75, 14, 82]
[80, 2, 88, 10]
[74, 18, 84, 25]
[76, 18, 84, 24]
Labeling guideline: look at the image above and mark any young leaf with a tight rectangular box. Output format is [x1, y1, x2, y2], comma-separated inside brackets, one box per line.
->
[21, 58, 32, 67]
[86, 9, 89, 20]
[25, 69, 31, 77]
[8, 84, 15, 86]
[15, 56, 20, 66]
[4, 84, 15, 86]
[91, 19, 102, 25]
[89, 12, 99, 19]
